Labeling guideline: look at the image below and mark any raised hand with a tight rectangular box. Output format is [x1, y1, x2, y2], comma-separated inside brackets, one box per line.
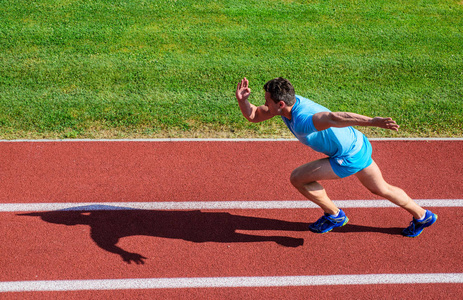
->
[236, 77, 251, 102]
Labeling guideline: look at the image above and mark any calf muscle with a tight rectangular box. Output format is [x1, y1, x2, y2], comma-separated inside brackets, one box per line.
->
[355, 161, 425, 219]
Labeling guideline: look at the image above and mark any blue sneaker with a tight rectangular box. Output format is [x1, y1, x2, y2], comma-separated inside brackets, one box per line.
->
[402, 210, 438, 238]
[309, 209, 349, 233]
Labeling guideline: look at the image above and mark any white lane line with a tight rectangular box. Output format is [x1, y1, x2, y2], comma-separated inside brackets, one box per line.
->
[0, 199, 462, 212]
[0, 273, 462, 292]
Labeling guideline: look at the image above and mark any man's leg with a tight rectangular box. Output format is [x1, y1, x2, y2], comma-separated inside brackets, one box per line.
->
[290, 158, 350, 233]
[355, 160, 425, 219]
[290, 158, 341, 215]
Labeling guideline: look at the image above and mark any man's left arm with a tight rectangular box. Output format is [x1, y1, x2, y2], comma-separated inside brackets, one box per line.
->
[312, 111, 400, 131]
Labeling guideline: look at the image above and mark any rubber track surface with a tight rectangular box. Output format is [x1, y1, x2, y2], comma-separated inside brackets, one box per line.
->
[0, 140, 462, 299]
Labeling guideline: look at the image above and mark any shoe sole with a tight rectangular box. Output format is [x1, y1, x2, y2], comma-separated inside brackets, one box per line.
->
[403, 214, 438, 238]
[310, 217, 349, 234]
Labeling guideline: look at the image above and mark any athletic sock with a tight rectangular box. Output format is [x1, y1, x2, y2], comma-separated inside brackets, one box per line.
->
[417, 211, 427, 221]
[330, 211, 340, 217]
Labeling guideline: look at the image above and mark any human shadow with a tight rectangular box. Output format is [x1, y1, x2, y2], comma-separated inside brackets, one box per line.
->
[19, 205, 309, 264]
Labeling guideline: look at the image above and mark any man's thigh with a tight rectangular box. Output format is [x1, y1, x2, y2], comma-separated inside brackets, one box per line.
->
[354, 160, 389, 192]
[290, 158, 341, 183]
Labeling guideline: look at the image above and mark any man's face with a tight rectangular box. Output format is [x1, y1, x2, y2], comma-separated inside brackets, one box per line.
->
[264, 92, 280, 115]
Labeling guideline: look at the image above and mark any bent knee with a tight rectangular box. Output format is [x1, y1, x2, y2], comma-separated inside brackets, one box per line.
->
[290, 169, 305, 187]
[290, 169, 317, 189]
[366, 184, 391, 198]
[289, 171, 300, 187]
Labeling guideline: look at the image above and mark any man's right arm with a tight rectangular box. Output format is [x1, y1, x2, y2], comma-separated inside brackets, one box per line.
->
[236, 77, 273, 123]
[312, 111, 400, 131]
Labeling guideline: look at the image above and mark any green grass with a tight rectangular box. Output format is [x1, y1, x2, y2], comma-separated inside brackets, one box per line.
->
[1, 0, 462, 139]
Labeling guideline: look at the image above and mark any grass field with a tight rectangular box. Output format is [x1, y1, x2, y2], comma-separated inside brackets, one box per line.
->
[1, 0, 462, 139]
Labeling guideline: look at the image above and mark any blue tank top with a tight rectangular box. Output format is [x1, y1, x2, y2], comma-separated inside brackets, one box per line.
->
[281, 95, 364, 157]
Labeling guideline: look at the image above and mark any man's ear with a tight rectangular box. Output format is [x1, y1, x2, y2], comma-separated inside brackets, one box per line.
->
[278, 101, 286, 109]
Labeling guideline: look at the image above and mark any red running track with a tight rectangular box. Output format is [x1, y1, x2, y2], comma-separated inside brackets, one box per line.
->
[0, 140, 462, 299]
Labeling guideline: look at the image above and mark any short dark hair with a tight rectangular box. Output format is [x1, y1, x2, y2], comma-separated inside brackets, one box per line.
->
[263, 77, 296, 106]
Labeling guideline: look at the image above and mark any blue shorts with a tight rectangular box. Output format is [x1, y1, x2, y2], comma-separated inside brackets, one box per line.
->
[329, 136, 373, 178]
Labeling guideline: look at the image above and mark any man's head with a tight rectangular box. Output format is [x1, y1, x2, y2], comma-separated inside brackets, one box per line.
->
[263, 77, 296, 106]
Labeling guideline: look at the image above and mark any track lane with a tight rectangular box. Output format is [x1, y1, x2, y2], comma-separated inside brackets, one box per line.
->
[0, 141, 461, 204]
[1, 207, 461, 281]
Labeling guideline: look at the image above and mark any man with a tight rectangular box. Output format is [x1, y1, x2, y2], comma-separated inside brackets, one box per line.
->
[235, 77, 437, 237]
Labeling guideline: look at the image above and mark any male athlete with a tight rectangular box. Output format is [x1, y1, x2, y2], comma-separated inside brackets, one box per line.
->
[235, 77, 437, 237]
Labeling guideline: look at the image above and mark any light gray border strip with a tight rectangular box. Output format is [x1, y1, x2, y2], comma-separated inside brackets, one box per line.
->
[0, 138, 462, 142]
[0, 273, 462, 292]
[1, 199, 462, 212]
